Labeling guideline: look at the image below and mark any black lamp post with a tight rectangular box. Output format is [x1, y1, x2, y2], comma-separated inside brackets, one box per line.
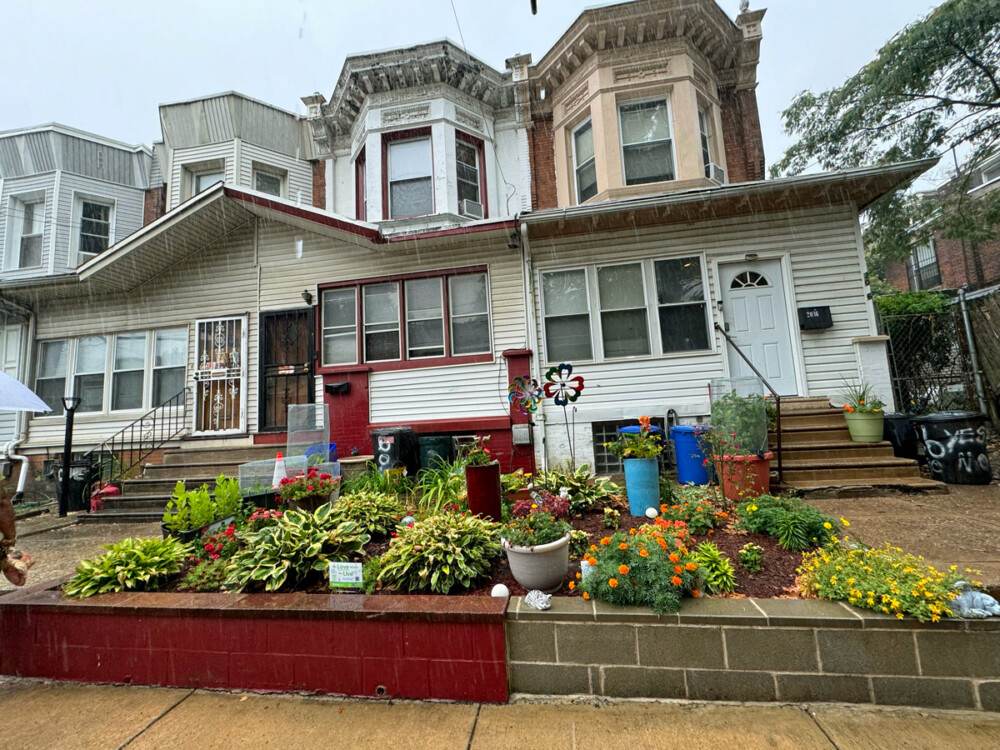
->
[58, 396, 82, 517]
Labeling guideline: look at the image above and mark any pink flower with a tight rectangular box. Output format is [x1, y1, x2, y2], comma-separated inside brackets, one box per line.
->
[320, 473, 332, 480]
[307, 485, 315, 491]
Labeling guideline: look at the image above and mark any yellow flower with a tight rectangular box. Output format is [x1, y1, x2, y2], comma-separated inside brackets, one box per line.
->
[840, 517, 850, 527]
[823, 522, 832, 530]
[582, 592, 590, 600]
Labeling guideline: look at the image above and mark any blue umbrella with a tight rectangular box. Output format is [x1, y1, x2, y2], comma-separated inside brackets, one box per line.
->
[0, 371, 51, 412]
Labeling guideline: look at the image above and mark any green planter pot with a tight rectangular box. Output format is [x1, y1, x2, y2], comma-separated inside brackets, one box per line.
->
[845, 411, 885, 442]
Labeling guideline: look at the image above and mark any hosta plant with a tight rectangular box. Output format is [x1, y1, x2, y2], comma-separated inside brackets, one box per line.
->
[736, 494, 841, 551]
[693, 542, 737, 594]
[533, 464, 621, 515]
[63, 536, 190, 598]
[376, 511, 501, 594]
[226, 503, 369, 592]
[739, 542, 765, 572]
[334, 490, 406, 536]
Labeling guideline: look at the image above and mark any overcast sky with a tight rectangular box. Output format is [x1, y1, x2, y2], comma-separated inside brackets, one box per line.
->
[0, 0, 941, 178]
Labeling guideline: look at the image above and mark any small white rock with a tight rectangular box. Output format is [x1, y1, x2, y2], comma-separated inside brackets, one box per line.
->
[645, 507, 659, 519]
[491, 583, 510, 598]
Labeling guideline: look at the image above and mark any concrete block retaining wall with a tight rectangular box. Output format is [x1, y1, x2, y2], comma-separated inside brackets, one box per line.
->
[506, 596, 1000, 712]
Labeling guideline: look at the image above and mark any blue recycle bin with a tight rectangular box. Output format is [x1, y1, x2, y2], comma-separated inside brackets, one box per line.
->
[669, 425, 709, 485]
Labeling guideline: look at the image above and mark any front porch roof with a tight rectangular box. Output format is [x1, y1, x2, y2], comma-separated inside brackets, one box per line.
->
[520, 159, 939, 240]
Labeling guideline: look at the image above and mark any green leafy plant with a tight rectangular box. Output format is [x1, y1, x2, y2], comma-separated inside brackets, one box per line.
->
[226, 503, 369, 592]
[178, 558, 229, 592]
[501, 469, 529, 496]
[604, 416, 664, 460]
[707, 390, 769, 456]
[658, 474, 677, 505]
[736, 495, 842, 551]
[277, 468, 341, 507]
[533, 464, 621, 515]
[569, 529, 590, 557]
[502, 510, 572, 548]
[800, 538, 966, 622]
[333, 490, 406, 536]
[415, 458, 467, 514]
[340, 463, 414, 498]
[739, 542, 765, 572]
[603, 507, 621, 529]
[162, 482, 216, 532]
[839, 380, 886, 414]
[461, 435, 495, 466]
[579, 520, 702, 613]
[692, 542, 737, 594]
[659, 485, 728, 535]
[213, 475, 243, 520]
[376, 511, 501, 594]
[63, 537, 190, 598]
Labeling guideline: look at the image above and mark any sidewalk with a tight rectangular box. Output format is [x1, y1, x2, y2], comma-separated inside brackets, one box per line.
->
[2, 677, 999, 750]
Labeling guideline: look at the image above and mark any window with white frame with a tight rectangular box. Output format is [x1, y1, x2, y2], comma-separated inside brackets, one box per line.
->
[17, 200, 44, 268]
[573, 120, 597, 203]
[654, 257, 710, 352]
[78, 199, 113, 261]
[908, 241, 942, 290]
[387, 137, 433, 218]
[35, 329, 188, 415]
[194, 170, 224, 195]
[253, 166, 284, 197]
[597, 263, 650, 358]
[456, 139, 481, 206]
[541, 269, 593, 362]
[541, 256, 711, 363]
[698, 108, 712, 179]
[36, 340, 67, 415]
[320, 272, 491, 366]
[619, 99, 675, 185]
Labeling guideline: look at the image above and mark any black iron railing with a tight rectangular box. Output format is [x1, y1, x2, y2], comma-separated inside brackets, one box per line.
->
[713, 323, 783, 483]
[82, 389, 189, 496]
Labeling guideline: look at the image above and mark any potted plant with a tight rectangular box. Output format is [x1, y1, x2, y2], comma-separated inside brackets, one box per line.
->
[463, 435, 502, 521]
[706, 384, 772, 503]
[162, 480, 233, 542]
[277, 468, 341, 512]
[501, 490, 572, 592]
[501, 468, 532, 504]
[840, 380, 886, 442]
[605, 416, 663, 516]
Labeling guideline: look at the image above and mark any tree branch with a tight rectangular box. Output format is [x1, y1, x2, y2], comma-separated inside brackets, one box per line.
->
[948, 39, 1000, 101]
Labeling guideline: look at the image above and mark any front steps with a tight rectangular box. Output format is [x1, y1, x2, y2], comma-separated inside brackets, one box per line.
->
[771, 398, 945, 496]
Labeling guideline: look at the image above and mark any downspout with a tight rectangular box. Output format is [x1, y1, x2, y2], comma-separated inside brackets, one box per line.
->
[958, 287, 989, 415]
[520, 221, 547, 471]
[7, 310, 36, 499]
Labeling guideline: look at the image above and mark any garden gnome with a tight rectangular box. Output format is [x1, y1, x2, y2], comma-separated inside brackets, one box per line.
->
[0, 489, 33, 586]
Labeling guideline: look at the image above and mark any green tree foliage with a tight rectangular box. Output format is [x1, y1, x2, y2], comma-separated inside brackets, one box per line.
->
[773, 0, 1000, 271]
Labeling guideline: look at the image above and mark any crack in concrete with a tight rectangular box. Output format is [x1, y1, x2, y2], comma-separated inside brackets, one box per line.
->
[117, 688, 195, 749]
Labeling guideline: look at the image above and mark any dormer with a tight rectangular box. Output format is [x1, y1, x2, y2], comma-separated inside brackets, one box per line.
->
[528, 0, 766, 208]
[304, 41, 520, 232]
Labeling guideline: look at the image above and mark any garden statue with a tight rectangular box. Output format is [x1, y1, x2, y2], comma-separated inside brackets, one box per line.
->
[951, 582, 1000, 618]
[524, 589, 553, 610]
[1, 490, 33, 586]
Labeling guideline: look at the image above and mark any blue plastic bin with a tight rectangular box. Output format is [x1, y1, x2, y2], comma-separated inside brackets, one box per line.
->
[617, 425, 664, 436]
[669, 425, 709, 485]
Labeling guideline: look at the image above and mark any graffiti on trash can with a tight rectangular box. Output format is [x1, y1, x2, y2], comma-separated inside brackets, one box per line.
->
[917, 424, 991, 484]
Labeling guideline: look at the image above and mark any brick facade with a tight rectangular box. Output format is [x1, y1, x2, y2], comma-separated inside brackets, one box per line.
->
[142, 185, 166, 226]
[312, 160, 326, 210]
[529, 115, 557, 210]
[885, 235, 1000, 292]
[719, 87, 766, 184]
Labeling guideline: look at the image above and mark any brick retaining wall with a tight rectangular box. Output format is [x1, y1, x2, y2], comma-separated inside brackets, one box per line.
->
[506, 596, 1000, 711]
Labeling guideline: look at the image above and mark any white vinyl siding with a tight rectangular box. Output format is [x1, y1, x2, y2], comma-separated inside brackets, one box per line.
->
[0, 174, 54, 273]
[168, 143, 234, 210]
[240, 142, 312, 206]
[60, 173, 144, 270]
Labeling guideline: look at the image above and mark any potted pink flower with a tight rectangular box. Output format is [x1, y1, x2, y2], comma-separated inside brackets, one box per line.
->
[277, 468, 341, 512]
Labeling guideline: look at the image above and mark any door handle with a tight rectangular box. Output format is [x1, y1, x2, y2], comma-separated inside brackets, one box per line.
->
[723, 322, 730, 332]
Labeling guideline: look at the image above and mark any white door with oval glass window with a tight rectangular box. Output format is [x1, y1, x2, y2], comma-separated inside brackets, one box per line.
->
[719, 259, 798, 396]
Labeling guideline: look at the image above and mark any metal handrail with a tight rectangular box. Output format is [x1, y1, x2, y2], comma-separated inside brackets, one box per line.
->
[713, 323, 783, 483]
[81, 388, 189, 497]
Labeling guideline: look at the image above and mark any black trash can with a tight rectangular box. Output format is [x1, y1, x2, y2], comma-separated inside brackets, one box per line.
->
[883, 413, 919, 460]
[56, 458, 93, 513]
[911, 411, 992, 484]
[371, 427, 419, 476]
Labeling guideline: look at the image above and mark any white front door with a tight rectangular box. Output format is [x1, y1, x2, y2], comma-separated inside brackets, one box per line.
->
[193, 317, 247, 434]
[719, 259, 798, 396]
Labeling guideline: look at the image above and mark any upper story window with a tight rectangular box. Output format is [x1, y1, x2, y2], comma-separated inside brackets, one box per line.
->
[386, 133, 433, 219]
[456, 132, 487, 218]
[698, 108, 712, 179]
[355, 148, 367, 221]
[908, 241, 942, 290]
[253, 166, 284, 197]
[619, 99, 675, 185]
[17, 200, 44, 269]
[78, 199, 113, 262]
[573, 121, 597, 203]
[320, 270, 491, 368]
[194, 170, 224, 195]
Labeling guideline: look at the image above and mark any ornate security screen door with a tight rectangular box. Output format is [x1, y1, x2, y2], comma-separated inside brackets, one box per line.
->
[193, 317, 247, 434]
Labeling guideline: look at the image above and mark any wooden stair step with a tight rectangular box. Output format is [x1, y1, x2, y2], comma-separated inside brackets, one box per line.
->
[780, 457, 917, 470]
[785, 477, 948, 495]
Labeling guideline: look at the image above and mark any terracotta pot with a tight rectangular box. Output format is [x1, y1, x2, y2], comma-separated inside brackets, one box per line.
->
[713, 452, 773, 501]
[506, 488, 533, 504]
[503, 533, 571, 592]
[845, 411, 884, 443]
[466, 462, 502, 521]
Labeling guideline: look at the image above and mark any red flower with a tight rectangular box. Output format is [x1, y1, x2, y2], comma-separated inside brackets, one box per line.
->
[306, 485, 315, 491]
[320, 473, 332, 480]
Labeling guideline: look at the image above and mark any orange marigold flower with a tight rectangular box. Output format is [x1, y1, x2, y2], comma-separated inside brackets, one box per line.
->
[674, 565, 683, 575]
[608, 578, 619, 588]
[599, 537, 611, 546]
[708, 529, 715, 534]
[590, 544, 598, 552]
[629, 528, 637, 535]
[669, 553, 680, 563]
[639, 548, 649, 557]
[582, 592, 590, 600]
[657, 538, 667, 549]
[686, 561, 698, 571]
[671, 575, 683, 586]
[568, 581, 576, 590]
[679, 547, 688, 555]
[672, 505, 679, 510]
[660, 504, 668, 513]
[692, 589, 701, 599]
[575, 572, 581, 579]
[618, 564, 630, 575]
[619, 543, 628, 550]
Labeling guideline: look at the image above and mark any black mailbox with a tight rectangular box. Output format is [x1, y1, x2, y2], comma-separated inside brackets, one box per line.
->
[798, 306, 833, 330]
[325, 381, 350, 396]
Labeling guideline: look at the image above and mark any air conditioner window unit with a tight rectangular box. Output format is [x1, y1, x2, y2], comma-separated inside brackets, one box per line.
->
[709, 163, 726, 184]
[459, 199, 484, 219]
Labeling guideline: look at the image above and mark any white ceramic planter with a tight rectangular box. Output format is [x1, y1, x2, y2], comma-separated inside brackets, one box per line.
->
[502, 533, 571, 593]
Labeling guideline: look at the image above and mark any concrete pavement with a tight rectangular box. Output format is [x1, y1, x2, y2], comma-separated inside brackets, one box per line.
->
[2, 677, 1000, 750]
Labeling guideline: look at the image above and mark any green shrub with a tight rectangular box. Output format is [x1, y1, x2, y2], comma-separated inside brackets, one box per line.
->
[693, 542, 737, 594]
[226, 503, 369, 592]
[569, 529, 591, 557]
[579, 521, 702, 613]
[533, 464, 620, 515]
[340, 463, 414, 498]
[603, 507, 621, 529]
[163, 478, 241, 533]
[213, 475, 243, 520]
[334, 490, 406, 536]
[178, 558, 229, 592]
[800, 539, 963, 622]
[376, 511, 501, 594]
[736, 494, 841, 551]
[415, 458, 467, 514]
[63, 537, 190, 598]
[739, 542, 765, 572]
[658, 474, 677, 505]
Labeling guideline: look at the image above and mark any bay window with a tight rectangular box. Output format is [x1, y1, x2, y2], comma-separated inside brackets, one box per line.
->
[456, 135, 483, 207]
[619, 99, 675, 185]
[573, 121, 597, 203]
[320, 270, 491, 367]
[387, 136, 433, 218]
